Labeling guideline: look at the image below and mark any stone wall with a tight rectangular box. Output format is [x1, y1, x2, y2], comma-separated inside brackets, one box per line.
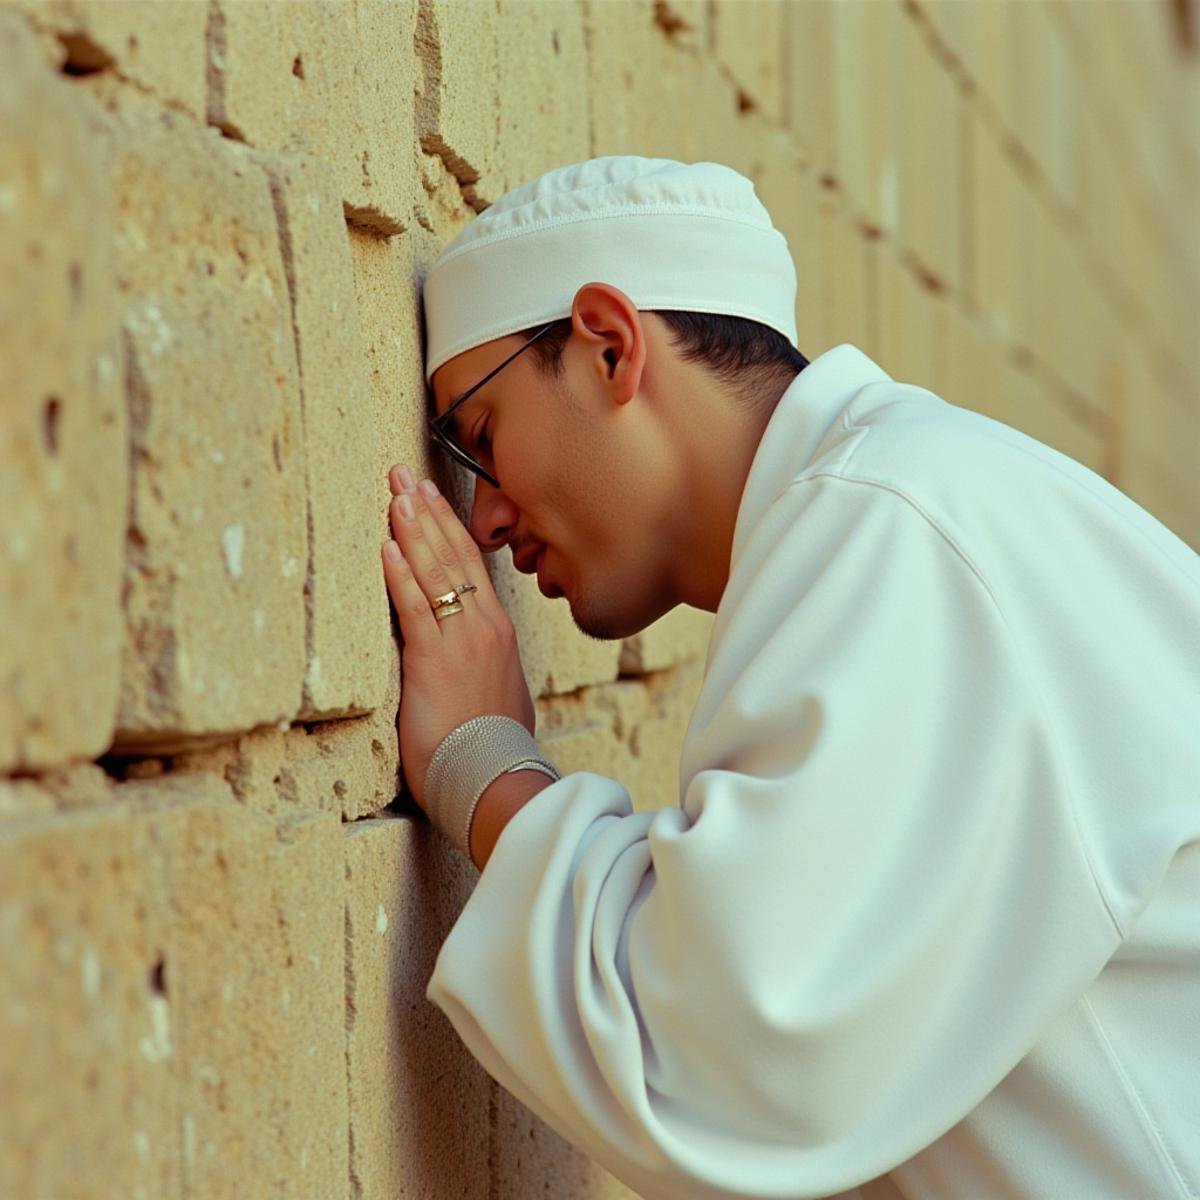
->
[1, 1, 1197, 1196]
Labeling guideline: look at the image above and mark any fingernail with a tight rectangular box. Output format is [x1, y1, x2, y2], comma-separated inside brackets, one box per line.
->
[397, 464, 416, 491]
[397, 494, 414, 520]
[418, 478, 438, 499]
[384, 540, 401, 562]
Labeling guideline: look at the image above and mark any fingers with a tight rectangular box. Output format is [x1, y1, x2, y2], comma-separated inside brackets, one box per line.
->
[380, 538, 441, 652]
[385, 465, 496, 626]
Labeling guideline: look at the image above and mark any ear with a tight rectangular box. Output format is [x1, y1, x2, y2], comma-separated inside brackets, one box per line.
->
[569, 282, 646, 406]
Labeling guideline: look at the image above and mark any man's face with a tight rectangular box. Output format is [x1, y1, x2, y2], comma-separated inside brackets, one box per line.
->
[428, 312, 680, 641]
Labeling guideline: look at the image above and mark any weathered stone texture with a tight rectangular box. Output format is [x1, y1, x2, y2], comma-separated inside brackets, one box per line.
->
[493, 0, 591, 188]
[252, 149, 392, 720]
[11, 0, 209, 118]
[170, 630, 401, 821]
[619, 604, 714, 675]
[493, 1080, 644, 1199]
[0, 762, 115, 818]
[0, 774, 346, 1200]
[0, 802, 180, 1200]
[343, 813, 492, 1199]
[106, 106, 308, 751]
[0, 13, 126, 772]
[537, 658, 706, 813]
[413, 0, 507, 210]
[711, 0, 785, 124]
[141, 782, 348, 1200]
[205, 0, 419, 234]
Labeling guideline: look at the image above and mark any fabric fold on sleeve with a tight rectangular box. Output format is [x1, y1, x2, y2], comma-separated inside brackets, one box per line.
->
[426, 473, 1124, 1200]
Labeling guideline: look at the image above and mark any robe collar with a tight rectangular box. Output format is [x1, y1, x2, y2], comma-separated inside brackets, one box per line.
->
[729, 343, 894, 570]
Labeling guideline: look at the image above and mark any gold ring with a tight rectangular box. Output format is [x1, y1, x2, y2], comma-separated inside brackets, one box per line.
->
[431, 589, 460, 609]
[455, 583, 478, 595]
[433, 602, 464, 620]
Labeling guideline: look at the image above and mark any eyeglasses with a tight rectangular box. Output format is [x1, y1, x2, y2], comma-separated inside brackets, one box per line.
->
[427, 321, 559, 490]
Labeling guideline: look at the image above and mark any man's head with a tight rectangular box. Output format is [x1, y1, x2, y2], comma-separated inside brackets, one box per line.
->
[429, 281, 807, 640]
[422, 155, 806, 638]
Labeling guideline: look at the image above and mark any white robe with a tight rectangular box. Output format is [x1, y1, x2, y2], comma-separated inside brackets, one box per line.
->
[426, 344, 1200, 1200]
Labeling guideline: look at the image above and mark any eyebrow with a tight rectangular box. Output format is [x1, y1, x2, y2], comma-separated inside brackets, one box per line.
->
[445, 390, 479, 441]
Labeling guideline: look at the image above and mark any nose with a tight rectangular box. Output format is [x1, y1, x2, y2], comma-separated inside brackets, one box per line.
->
[468, 474, 520, 554]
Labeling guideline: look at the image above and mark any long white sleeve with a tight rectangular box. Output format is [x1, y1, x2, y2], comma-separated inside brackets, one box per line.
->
[426, 470, 1129, 1200]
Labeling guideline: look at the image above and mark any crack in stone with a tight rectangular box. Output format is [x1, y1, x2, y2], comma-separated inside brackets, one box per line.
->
[414, 0, 487, 213]
[205, 0, 246, 142]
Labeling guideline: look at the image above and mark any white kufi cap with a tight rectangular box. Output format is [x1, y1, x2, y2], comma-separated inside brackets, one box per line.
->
[422, 155, 798, 384]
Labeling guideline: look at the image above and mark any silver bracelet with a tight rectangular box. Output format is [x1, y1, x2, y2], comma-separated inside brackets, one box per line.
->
[423, 715, 561, 861]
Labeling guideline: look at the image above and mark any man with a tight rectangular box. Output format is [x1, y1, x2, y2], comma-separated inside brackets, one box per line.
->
[379, 157, 1200, 1199]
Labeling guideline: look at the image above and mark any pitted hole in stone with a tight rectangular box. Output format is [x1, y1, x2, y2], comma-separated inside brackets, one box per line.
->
[56, 32, 114, 75]
[552, 31, 560, 55]
[42, 396, 61, 456]
[272, 433, 283, 471]
[149, 956, 167, 997]
[127, 34, 138, 55]
[292, 53, 305, 80]
[69, 261, 82, 306]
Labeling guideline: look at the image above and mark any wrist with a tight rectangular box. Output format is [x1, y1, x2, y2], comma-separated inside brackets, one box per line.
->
[469, 769, 556, 871]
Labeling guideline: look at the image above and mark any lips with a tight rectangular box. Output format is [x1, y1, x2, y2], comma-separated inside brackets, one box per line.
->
[514, 542, 543, 576]
[536, 546, 552, 597]
[536, 547, 562, 599]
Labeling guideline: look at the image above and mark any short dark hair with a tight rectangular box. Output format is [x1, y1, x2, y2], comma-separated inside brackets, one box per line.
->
[512, 311, 809, 414]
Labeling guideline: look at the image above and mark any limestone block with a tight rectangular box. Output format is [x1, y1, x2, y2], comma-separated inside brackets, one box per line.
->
[105, 107, 308, 751]
[895, 9, 962, 293]
[971, 0, 1015, 135]
[930, 303, 1012, 429]
[10, 0, 208, 118]
[349, 0, 423, 234]
[1024, 216, 1107, 422]
[968, 113, 1023, 341]
[869, 244, 939, 391]
[918, 0, 979, 78]
[742, 134, 822, 356]
[208, 1, 370, 221]
[1040, 10, 1085, 218]
[783, 0, 835, 182]
[123, 776, 349, 1200]
[492, 1081, 642, 1199]
[0, 762, 115, 818]
[171, 630, 401, 820]
[347, 226, 440, 520]
[583, 0, 705, 159]
[816, 194, 871, 354]
[537, 658, 705, 813]
[343, 813, 492, 1199]
[711, 0, 785, 124]
[0, 13, 125, 772]
[0, 803, 180, 1200]
[619, 604, 714, 674]
[1005, 360, 1106, 479]
[1005, 0, 1053, 169]
[493, 0, 591, 190]
[250, 149, 392, 719]
[414, 0, 507, 208]
[831, 0, 902, 236]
